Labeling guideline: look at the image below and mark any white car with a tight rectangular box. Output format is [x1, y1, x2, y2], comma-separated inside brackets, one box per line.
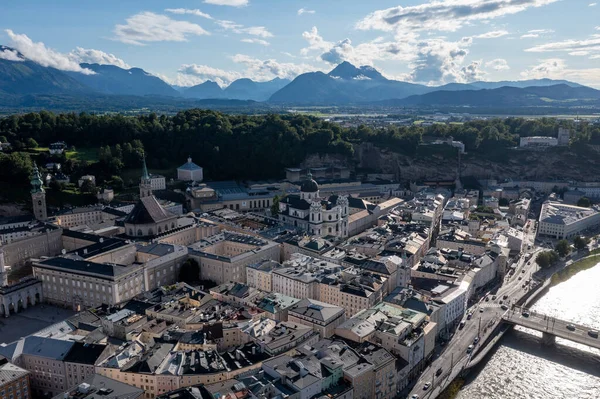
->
[423, 382, 431, 390]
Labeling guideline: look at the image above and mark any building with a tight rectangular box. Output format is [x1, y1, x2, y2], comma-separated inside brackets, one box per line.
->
[0, 336, 74, 398]
[32, 241, 187, 309]
[287, 298, 346, 338]
[0, 250, 44, 317]
[538, 201, 600, 239]
[279, 172, 349, 238]
[49, 142, 67, 155]
[77, 175, 96, 188]
[51, 374, 144, 399]
[0, 360, 31, 399]
[178, 157, 204, 182]
[30, 164, 47, 221]
[519, 136, 558, 147]
[149, 174, 166, 191]
[558, 127, 571, 146]
[189, 231, 280, 285]
[122, 160, 179, 238]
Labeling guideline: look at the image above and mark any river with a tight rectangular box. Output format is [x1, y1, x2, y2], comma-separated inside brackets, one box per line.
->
[456, 263, 600, 399]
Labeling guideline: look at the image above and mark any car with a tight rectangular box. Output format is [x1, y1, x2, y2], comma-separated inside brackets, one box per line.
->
[485, 296, 490, 302]
[588, 330, 599, 338]
[522, 269, 526, 273]
[467, 313, 473, 320]
[459, 320, 466, 329]
[522, 311, 530, 317]
[499, 300, 503, 305]
[503, 295, 509, 300]
[492, 295, 497, 300]
[479, 308, 484, 313]
[522, 283, 527, 288]
[436, 368, 443, 377]
[518, 276, 522, 281]
[567, 324, 576, 331]
[423, 382, 431, 390]
[474, 336, 480, 344]
[501, 304, 509, 310]
[411, 395, 420, 399]
[467, 344, 474, 353]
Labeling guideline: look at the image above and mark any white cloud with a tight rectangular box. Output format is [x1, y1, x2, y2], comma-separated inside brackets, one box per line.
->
[301, 27, 333, 55]
[178, 64, 241, 86]
[520, 28, 554, 38]
[525, 36, 600, 55]
[590, 54, 600, 59]
[68, 47, 131, 69]
[521, 33, 540, 38]
[485, 58, 510, 70]
[590, 2, 597, 6]
[298, 8, 316, 15]
[357, 0, 558, 35]
[241, 38, 270, 46]
[518, 58, 600, 87]
[0, 47, 24, 61]
[407, 37, 476, 84]
[231, 54, 317, 81]
[520, 58, 566, 78]
[203, 0, 248, 7]
[474, 30, 509, 39]
[165, 8, 213, 20]
[568, 50, 590, 56]
[5, 30, 95, 74]
[216, 20, 273, 38]
[114, 12, 209, 45]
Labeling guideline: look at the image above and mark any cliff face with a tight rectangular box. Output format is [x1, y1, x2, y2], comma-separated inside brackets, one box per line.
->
[302, 143, 600, 182]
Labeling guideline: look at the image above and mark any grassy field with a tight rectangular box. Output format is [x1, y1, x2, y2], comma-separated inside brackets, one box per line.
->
[65, 147, 98, 162]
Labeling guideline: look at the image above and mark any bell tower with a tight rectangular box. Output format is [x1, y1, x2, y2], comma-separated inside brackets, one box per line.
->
[140, 156, 152, 198]
[31, 163, 47, 221]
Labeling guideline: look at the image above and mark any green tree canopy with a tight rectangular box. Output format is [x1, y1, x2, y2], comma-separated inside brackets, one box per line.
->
[555, 239, 571, 257]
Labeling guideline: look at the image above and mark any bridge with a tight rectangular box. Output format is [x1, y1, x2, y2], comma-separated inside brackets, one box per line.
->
[502, 307, 600, 348]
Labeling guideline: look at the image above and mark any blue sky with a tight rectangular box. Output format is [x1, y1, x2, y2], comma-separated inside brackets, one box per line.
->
[1, 0, 600, 87]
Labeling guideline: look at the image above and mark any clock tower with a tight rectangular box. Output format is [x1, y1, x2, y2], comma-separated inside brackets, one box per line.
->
[140, 156, 153, 198]
[31, 163, 47, 221]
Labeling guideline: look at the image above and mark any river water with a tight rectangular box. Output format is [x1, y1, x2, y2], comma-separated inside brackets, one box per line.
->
[456, 264, 600, 399]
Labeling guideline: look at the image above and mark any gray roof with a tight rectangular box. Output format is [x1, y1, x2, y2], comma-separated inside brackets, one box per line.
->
[178, 158, 203, 171]
[0, 362, 28, 385]
[0, 336, 75, 361]
[37, 257, 129, 279]
[124, 195, 175, 225]
[289, 299, 344, 322]
[52, 374, 144, 399]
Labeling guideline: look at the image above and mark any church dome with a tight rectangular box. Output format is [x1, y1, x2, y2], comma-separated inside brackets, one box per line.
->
[301, 172, 319, 193]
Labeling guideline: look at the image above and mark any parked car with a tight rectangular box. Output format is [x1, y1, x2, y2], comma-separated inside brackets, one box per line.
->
[522, 311, 530, 317]
[588, 330, 598, 338]
[474, 336, 480, 344]
[492, 295, 497, 300]
[467, 345, 474, 353]
[567, 324, 576, 331]
[467, 313, 473, 320]
[501, 304, 509, 310]
[423, 382, 431, 390]
[436, 368, 443, 377]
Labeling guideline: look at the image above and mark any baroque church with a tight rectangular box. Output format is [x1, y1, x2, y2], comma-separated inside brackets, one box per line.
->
[278, 172, 349, 237]
[124, 158, 178, 237]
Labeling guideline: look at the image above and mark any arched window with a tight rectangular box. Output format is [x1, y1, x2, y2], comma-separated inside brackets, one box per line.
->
[311, 214, 314, 221]
[137, 229, 143, 236]
[328, 227, 332, 233]
[172, 223, 175, 229]
[328, 215, 332, 221]
[129, 229, 133, 236]
[158, 226, 162, 233]
[148, 229, 153, 236]
[165, 224, 169, 231]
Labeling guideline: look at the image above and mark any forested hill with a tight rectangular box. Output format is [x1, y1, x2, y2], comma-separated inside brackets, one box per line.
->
[1, 110, 599, 187]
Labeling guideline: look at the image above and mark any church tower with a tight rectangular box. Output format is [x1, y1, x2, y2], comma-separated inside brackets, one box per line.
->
[31, 163, 47, 221]
[140, 157, 152, 198]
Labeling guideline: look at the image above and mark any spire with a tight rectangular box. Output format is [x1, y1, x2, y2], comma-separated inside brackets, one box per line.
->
[30, 163, 44, 194]
[142, 156, 150, 180]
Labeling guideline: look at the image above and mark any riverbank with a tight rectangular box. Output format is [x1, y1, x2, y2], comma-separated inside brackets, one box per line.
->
[550, 254, 600, 287]
[437, 378, 465, 399]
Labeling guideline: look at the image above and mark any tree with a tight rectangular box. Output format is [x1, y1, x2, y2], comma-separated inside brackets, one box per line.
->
[178, 258, 200, 284]
[108, 176, 124, 191]
[536, 250, 559, 269]
[573, 236, 589, 251]
[555, 239, 571, 257]
[577, 197, 591, 207]
[80, 179, 97, 194]
[270, 195, 280, 216]
[25, 138, 38, 149]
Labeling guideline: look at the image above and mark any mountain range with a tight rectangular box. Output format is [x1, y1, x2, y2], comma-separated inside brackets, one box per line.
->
[0, 45, 597, 110]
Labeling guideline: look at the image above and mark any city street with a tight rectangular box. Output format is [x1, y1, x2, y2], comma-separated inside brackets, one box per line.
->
[406, 226, 542, 399]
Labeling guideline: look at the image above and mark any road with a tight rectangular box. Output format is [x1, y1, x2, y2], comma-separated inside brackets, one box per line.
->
[405, 224, 541, 399]
[503, 307, 600, 349]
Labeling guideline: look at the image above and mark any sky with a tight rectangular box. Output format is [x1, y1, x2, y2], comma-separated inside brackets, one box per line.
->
[1, 0, 600, 88]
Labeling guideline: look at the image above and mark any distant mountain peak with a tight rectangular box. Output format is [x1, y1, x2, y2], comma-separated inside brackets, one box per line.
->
[328, 61, 385, 81]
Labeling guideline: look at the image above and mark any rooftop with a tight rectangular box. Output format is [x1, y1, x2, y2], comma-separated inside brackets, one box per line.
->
[52, 374, 144, 399]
